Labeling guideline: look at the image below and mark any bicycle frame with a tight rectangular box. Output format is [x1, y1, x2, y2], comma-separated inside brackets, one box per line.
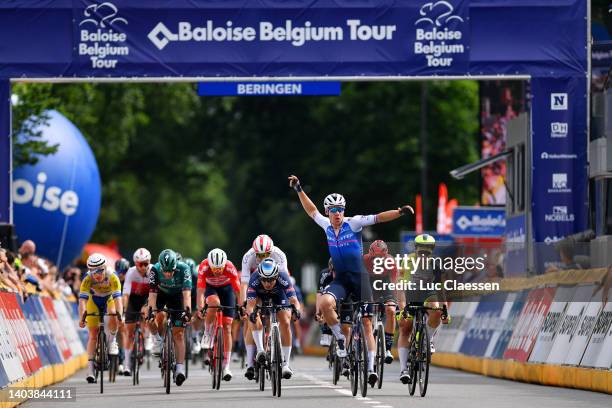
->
[254, 301, 287, 398]
[201, 304, 238, 390]
[81, 311, 119, 394]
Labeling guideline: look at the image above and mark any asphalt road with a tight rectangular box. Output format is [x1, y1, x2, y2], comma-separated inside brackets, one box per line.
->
[24, 355, 610, 408]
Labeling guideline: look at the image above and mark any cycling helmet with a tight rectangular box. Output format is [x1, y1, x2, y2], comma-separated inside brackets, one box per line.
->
[324, 193, 346, 211]
[133, 247, 151, 263]
[369, 240, 389, 257]
[184, 258, 197, 275]
[115, 258, 130, 274]
[176, 252, 183, 261]
[415, 234, 436, 250]
[87, 253, 106, 269]
[159, 249, 177, 272]
[257, 258, 279, 279]
[252, 234, 274, 254]
[207, 248, 228, 269]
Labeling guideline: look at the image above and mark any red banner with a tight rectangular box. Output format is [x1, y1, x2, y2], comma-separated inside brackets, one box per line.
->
[0, 293, 41, 374]
[503, 288, 556, 362]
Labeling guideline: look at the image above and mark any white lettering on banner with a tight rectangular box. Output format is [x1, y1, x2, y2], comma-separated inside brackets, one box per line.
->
[77, 2, 129, 70]
[12, 172, 79, 217]
[0, 307, 26, 381]
[548, 173, 571, 193]
[540, 152, 578, 159]
[237, 83, 302, 95]
[551, 122, 568, 138]
[544, 206, 575, 222]
[580, 298, 612, 368]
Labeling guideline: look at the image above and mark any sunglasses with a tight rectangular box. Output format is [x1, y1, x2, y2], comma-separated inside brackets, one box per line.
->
[256, 252, 271, 259]
[162, 269, 175, 274]
[261, 277, 276, 284]
[210, 266, 224, 273]
[136, 262, 149, 267]
[90, 267, 105, 275]
[329, 207, 345, 214]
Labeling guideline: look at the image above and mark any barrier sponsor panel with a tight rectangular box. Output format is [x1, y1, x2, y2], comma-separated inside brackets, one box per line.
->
[0, 293, 42, 375]
[547, 285, 597, 364]
[529, 286, 576, 363]
[0, 296, 26, 383]
[27, 297, 63, 365]
[40, 297, 72, 361]
[435, 301, 463, 353]
[53, 300, 85, 356]
[459, 292, 507, 356]
[504, 287, 556, 362]
[489, 290, 529, 359]
[580, 287, 612, 368]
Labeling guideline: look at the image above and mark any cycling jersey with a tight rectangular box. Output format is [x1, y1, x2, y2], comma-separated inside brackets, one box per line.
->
[247, 271, 296, 302]
[241, 246, 289, 283]
[318, 268, 334, 293]
[79, 269, 122, 301]
[148, 261, 192, 295]
[364, 253, 398, 302]
[312, 212, 376, 275]
[123, 266, 150, 297]
[197, 259, 240, 293]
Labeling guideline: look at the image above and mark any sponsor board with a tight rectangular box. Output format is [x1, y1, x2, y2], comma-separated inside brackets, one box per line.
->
[459, 292, 507, 356]
[490, 290, 530, 359]
[580, 288, 612, 368]
[452, 207, 506, 236]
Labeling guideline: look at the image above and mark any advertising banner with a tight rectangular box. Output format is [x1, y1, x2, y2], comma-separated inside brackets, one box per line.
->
[485, 291, 519, 358]
[546, 285, 598, 365]
[0, 296, 26, 383]
[459, 292, 507, 356]
[530, 76, 588, 248]
[0, 293, 42, 374]
[0, 81, 9, 223]
[40, 297, 72, 361]
[490, 290, 529, 359]
[21, 296, 50, 367]
[504, 215, 527, 277]
[452, 207, 506, 237]
[450, 299, 480, 353]
[53, 299, 85, 355]
[29, 297, 64, 365]
[504, 287, 556, 362]
[529, 286, 576, 363]
[580, 288, 612, 368]
[436, 301, 464, 353]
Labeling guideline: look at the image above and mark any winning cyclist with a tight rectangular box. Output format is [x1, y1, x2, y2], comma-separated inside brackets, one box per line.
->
[121, 248, 151, 376]
[245, 258, 301, 380]
[79, 253, 123, 383]
[288, 174, 413, 386]
[241, 234, 290, 379]
[397, 234, 449, 384]
[196, 248, 241, 381]
[146, 249, 192, 386]
[363, 240, 399, 364]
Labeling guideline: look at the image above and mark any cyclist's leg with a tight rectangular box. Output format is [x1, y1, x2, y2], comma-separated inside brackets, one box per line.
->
[152, 293, 167, 338]
[397, 314, 413, 370]
[217, 285, 236, 369]
[85, 297, 101, 379]
[249, 298, 265, 361]
[384, 298, 397, 354]
[424, 294, 442, 329]
[203, 286, 221, 347]
[320, 279, 347, 341]
[355, 273, 376, 372]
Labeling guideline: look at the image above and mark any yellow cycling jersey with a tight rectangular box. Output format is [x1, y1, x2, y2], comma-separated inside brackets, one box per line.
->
[79, 270, 122, 300]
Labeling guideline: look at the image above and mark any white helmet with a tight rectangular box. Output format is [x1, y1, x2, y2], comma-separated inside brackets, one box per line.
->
[257, 258, 279, 279]
[324, 193, 346, 211]
[252, 234, 274, 254]
[133, 247, 151, 263]
[207, 248, 228, 269]
[87, 253, 107, 269]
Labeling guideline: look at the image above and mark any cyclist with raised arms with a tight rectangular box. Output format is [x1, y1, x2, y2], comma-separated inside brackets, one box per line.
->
[397, 234, 448, 384]
[121, 248, 151, 376]
[288, 174, 413, 386]
[245, 258, 301, 380]
[241, 234, 289, 379]
[79, 253, 123, 383]
[363, 240, 399, 364]
[196, 248, 241, 381]
[146, 249, 192, 386]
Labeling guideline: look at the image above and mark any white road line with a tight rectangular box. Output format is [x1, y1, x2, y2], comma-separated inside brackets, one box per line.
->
[299, 373, 393, 408]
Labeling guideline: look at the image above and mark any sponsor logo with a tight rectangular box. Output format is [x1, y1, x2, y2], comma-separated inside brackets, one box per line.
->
[544, 206, 575, 222]
[13, 172, 79, 217]
[455, 214, 506, 231]
[543, 236, 563, 244]
[550, 93, 568, 110]
[550, 122, 568, 138]
[77, 2, 129, 69]
[148, 19, 398, 50]
[548, 173, 571, 193]
[540, 152, 578, 159]
[413, 1, 466, 68]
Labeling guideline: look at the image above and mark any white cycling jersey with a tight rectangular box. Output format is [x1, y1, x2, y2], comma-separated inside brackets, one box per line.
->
[123, 266, 150, 297]
[241, 246, 289, 283]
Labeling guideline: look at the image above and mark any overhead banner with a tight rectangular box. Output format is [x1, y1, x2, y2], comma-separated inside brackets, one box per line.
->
[0, 1, 587, 79]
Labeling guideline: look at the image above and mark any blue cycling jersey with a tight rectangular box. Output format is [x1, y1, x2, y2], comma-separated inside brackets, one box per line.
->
[247, 271, 296, 301]
[313, 212, 377, 275]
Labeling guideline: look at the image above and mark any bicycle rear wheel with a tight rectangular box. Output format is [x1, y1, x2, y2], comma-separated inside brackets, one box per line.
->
[132, 328, 140, 386]
[330, 338, 340, 385]
[258, 361, 265, 391]
[349, 338, 358, 396]
[376, 325, 385, 389]
[97, 329, 105, 394]
[418, 326, 430, 397]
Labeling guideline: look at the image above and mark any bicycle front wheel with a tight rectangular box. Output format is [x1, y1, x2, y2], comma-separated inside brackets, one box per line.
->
[132, 329, 140, 386]
[376, 325, 385, 389]
[272, 328, 282, 397]
[359, 327, 368, 398]
[164, 332, 172, 394]
[214, 327, 223, 390]
[349, 338, 358, 396]
[418, 326, 430, 397]
[97, 329, 105, 394]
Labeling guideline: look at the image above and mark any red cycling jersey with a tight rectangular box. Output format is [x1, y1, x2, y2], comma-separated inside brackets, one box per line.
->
[363, 253, 398, 282]
[197, 259, 240, 293]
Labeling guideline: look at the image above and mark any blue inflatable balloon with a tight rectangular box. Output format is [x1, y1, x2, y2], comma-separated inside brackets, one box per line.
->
[13, 110, 101, 268]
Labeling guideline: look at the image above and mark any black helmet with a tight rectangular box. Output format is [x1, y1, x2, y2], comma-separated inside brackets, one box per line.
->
[115, 258, 130, 274]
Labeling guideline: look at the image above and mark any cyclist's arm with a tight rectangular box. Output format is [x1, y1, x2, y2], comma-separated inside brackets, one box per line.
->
[111, 274, 123, 317]
[147, 267, 158, 310]
[293, 182, 319, 218]
[78, 277, 90, 318]
[245, 298, 257, 316]
[288, 294, 301, 313]
[183, 289, 191, 312]
[122, 271, 133, 314]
